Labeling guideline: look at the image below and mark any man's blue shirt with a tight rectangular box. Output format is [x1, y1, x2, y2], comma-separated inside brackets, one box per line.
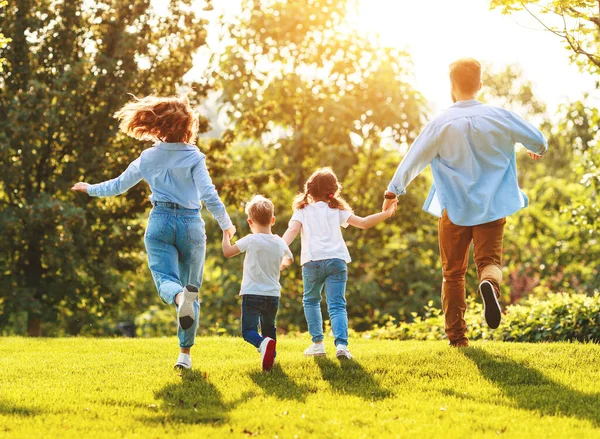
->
[388, 100, 548, 226]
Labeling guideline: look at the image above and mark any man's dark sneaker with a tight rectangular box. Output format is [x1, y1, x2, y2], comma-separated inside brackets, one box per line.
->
[177, 284, 199, 330]
[479, 280, 502, 329]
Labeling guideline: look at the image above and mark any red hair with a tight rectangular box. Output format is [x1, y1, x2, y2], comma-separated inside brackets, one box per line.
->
[114, 94, 199, 143]
[292, 167, 352, 211]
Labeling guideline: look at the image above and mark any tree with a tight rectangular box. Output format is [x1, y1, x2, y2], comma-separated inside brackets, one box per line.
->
[0, 0, 209, 335]
[0, 1, 9, 71]
[213, 0, 426, 190]
[491, 0, 600, 74]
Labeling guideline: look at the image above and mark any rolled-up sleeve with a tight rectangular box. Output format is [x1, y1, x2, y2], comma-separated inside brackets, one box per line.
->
[387, 122, 439, 196]
[192, 157, 233, 231]
[506, 111, 548, 156]
[88, 157, 143, 197]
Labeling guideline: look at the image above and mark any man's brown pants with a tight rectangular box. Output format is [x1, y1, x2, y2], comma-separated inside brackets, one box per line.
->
[438, 210, 505, 344]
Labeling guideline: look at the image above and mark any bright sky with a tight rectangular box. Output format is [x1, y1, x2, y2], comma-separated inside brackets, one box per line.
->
[352, 0, 598, 113]
[167, 0, 598, 115]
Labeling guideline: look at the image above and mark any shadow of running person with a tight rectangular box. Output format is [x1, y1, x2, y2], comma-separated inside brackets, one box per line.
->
[461, 347, 600, 427]
[249, 365, 316, 402]
[0, 400, 41, 417]
[151, 370, 256, 425]
[314, 357, 392, 401]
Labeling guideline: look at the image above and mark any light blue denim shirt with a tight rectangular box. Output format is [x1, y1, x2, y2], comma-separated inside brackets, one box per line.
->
[88, 142, 233, 230]
[387, 100, 548, 226]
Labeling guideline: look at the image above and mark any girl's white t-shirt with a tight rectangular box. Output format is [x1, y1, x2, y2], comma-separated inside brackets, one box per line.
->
[290, 202, 352, 266]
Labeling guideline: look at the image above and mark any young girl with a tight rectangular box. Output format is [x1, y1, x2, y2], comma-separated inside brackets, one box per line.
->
[282, 168, 397, 359]
[72, 95, 236, 370]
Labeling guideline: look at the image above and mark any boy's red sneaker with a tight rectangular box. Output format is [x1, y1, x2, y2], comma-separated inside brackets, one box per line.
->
[259, 337, 276, 372]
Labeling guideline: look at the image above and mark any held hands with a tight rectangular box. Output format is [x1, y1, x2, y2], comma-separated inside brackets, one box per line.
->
[224, 226, 237, 240]
[71, 182, 90, 193]
[383, 198, 398, 217]
[382, 192, 398, 217]
[527, 151, 543, 160]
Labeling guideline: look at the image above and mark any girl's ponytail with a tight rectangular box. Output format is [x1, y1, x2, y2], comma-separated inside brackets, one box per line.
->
[328, 193, 352, 211]
[292, 188, 310, 210]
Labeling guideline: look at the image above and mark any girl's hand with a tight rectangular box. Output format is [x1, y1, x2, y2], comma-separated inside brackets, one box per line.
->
[224, 226, 237, 239]
[385, 199, 398, 217]
[527, 151, 542, 160]
[71, 182, 90, 193]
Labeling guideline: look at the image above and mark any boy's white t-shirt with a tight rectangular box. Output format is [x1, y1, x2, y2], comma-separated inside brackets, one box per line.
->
[235, 233, 293, 297]
[290, 201, 352, 266]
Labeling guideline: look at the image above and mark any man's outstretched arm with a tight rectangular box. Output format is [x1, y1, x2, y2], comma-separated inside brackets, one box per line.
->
[384, 122, 440, 209]
[506, 111, 548, 158]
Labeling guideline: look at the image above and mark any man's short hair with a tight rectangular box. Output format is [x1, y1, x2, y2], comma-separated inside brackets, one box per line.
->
[245, 195, 274, 226]
[449, 58, 482, 94]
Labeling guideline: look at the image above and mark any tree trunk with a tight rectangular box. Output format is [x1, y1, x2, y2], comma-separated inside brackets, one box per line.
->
[27, 315, 42, 337]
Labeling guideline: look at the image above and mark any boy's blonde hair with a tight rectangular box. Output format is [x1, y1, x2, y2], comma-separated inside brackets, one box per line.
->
[114, 94, 199, 144]
[245, 195, 275, 226]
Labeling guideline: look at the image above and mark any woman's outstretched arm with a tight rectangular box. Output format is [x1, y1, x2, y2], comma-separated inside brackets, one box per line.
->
[72, 157, 143, 197]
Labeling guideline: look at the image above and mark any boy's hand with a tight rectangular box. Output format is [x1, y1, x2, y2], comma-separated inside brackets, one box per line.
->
[224, 226, 236, 239]
[71, 182, 90, 193]
[527, 151, 542, 160]
[280, 257, 293, 271]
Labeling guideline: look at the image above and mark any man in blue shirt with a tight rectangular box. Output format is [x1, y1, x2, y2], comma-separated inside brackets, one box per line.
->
[383, 58, 547, 347]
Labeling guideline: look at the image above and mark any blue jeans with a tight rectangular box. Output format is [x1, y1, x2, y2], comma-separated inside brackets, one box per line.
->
[144, 203, 206, 348]
[302, 258, 349, 347]
[241, 295, 279, 350]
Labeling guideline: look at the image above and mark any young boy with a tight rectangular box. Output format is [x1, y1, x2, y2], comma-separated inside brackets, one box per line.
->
[222, 195, 293, 371]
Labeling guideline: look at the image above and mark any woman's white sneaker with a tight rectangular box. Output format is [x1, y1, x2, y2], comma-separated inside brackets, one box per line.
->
[174, 353, 192, 370]
[259, 337, 276, 372]
[304, 343, 326, 357]
[177, 284, 198, 330]
[336, 345, 353, 360]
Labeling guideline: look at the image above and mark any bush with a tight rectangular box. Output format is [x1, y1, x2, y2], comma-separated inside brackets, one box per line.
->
[364, 293, 600, 343]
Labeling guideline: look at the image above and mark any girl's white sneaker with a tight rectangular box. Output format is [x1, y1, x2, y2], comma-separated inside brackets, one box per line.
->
[259, 337, 276, 372]
[304, 343, 326, 357]
[174, 353, 192, 370]
[177, 284, 199, 330]
[336, 345, 353, 360]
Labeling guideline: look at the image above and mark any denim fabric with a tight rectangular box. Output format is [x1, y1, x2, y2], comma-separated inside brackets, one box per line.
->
[144, 203, 206, 348]
[87, 142, 233, 230]
[241, 295, 279, 349]
[302, 258, 348, 347]
[388, 100, 548, 226]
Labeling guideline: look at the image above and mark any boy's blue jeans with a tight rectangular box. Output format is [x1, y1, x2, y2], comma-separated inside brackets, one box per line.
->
[241, 295, 279, 349]
[144, 203, 206, 348]
[302, 258, 349, 347]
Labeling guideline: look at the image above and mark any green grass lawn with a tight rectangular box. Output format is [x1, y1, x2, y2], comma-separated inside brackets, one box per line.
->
[1, 337, 599, 438]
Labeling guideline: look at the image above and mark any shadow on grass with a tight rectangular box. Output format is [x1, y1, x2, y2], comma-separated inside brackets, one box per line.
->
[249, 365, 315, 402]
[149, 370, 255, 425]
[461, 347, 600, 427]
[0, 401, 40, 417]
[314, 357, 392, 401]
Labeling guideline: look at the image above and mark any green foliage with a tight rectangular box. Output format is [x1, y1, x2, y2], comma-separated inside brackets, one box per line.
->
[0, 1, 9, 71]
[0, 0, 208, 335]
[490, 0, 600, 74]
[366, 292, 600, 343]
[2, 337, 600, 438]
